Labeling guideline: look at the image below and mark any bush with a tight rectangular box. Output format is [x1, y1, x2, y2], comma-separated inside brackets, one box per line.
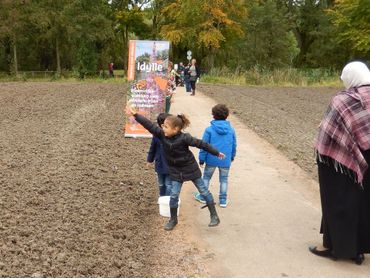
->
[201, 66, 340, 87]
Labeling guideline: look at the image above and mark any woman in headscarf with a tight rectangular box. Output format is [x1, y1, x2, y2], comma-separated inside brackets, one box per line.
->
[310, 61, 370, 264]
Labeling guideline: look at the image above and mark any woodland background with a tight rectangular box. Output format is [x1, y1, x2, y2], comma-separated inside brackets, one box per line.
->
[0, 0, 369, 80]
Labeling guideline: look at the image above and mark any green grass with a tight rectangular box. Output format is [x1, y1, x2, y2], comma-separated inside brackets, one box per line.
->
[0, 71, 127, 83]
[201, 67, 342, 87]
[1, 67, 342, 87]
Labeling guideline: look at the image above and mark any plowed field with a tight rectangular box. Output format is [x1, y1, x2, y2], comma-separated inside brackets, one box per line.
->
[0, 82, 207, 278]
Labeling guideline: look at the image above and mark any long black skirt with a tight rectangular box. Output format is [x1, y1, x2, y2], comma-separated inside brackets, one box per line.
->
[318, 153, 370, 258]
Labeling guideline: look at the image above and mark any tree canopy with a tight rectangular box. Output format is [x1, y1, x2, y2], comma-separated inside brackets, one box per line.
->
[0, 0, 368, 75]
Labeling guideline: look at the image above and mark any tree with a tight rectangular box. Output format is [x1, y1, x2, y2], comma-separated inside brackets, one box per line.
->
[275, 0, 342, 68]
[293, 0, 333, 66]
[160, 0, 244, 68]
[29, 0, 74, 75]
[242, 0, 299, 69]
[329, 0, 370, 60]
[148, 0, 172, 40]
[0, 0, 30, 75]
[111, 0, 151, 70]
[66, 0, 114, 78]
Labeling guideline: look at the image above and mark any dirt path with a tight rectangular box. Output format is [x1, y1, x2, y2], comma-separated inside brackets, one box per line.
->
[171, 87, 370, 277]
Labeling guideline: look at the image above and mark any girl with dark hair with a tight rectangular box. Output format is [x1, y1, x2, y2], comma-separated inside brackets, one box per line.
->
[126, 106, 225, 231]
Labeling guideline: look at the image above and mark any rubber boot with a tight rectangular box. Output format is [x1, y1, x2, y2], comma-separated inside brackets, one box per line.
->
[207, 202, 220, 227]
[164, 207, 178, 231]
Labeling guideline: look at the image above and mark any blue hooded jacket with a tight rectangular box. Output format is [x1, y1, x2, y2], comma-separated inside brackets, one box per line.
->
[199, 120, 237, 168]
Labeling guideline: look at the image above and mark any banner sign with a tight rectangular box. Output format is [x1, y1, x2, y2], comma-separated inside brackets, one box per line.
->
[125, 40, 170, 138]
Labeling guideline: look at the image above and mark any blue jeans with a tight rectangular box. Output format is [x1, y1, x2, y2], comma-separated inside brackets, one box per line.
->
[157, 173, 172, 196]
[185, 80, 192, 92]
[203, 166, 230, 202]
[170, 178, 214, 208]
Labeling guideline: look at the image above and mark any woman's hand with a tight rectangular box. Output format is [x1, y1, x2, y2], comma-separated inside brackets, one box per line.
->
[218, 152, 226, 159]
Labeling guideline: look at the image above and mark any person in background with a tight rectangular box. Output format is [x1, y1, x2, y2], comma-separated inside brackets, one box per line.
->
[195, 104, 237, 207]
[310, 61, 370, 265]
[147, 113, 172, 196]
[165, 62, 178, 113]
[176, 62, 185, 87]
[189, 59, 200, 96]
[184, 63, 192, 93]
[109, 62, 114, 77]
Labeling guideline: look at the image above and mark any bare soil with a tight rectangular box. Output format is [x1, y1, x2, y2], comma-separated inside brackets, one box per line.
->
[0, 81, 343, 277]
[0, 82, 207, 278]
[198, 84, 339, 178]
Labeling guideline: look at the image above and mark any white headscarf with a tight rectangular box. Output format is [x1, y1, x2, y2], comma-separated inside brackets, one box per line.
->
[340, 61, 370, 89]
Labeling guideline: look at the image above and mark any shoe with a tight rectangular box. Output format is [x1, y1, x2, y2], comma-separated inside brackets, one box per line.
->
[164, 218, 177, 231]
[207, 202, 220, 227]
[309, 246, 336, 260]
[219, 199, 227, 208]
[164, 207, 178, 231]
[352, 253, 365, 265]
[193, 192, 206, 204]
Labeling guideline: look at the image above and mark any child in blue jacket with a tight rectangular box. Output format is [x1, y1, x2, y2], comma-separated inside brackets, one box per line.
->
[196, 104, 237, 207]
[147, 113, 171, 196]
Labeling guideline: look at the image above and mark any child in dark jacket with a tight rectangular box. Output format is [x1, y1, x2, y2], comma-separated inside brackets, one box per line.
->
[147, 113, 171, 196]
[126, 105, 225, 231]
[196, 104, 237, 207]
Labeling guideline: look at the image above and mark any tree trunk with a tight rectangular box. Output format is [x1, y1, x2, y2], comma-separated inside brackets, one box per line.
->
[56, 38, 61, 74]
[122, 25, 129, 71]
[12, 34, 18, 76]
[152, 14, 158, 39]
[208, 49, 215, 69]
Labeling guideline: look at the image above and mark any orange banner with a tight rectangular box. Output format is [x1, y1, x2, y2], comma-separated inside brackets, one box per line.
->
[124, 40, 170, 138]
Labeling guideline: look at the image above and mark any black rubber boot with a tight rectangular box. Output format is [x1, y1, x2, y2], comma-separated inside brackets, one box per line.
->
[352, 253, 365, 265]
[164, 207, 178, 231]
[207, 202, 220, 227]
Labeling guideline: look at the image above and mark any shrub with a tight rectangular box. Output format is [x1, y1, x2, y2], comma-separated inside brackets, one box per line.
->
[201, 66, 340, 87]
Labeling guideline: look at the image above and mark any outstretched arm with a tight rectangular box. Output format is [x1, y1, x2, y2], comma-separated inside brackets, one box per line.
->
[126, 106, 164, 138]
[184, 133, 224, 158]
[172, 69, 181, 77]
[199, 129, 210, 164]
[135, 114, 164, 138]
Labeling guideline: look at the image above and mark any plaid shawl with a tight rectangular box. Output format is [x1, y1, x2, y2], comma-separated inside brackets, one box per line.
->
[315, 85, 370, 183]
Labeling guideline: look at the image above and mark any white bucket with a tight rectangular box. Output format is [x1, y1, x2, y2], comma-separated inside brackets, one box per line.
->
[158, 196, 180, 217]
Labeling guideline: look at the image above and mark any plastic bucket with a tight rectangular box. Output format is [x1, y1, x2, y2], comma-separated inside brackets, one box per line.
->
[158, 196, 180, 217]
